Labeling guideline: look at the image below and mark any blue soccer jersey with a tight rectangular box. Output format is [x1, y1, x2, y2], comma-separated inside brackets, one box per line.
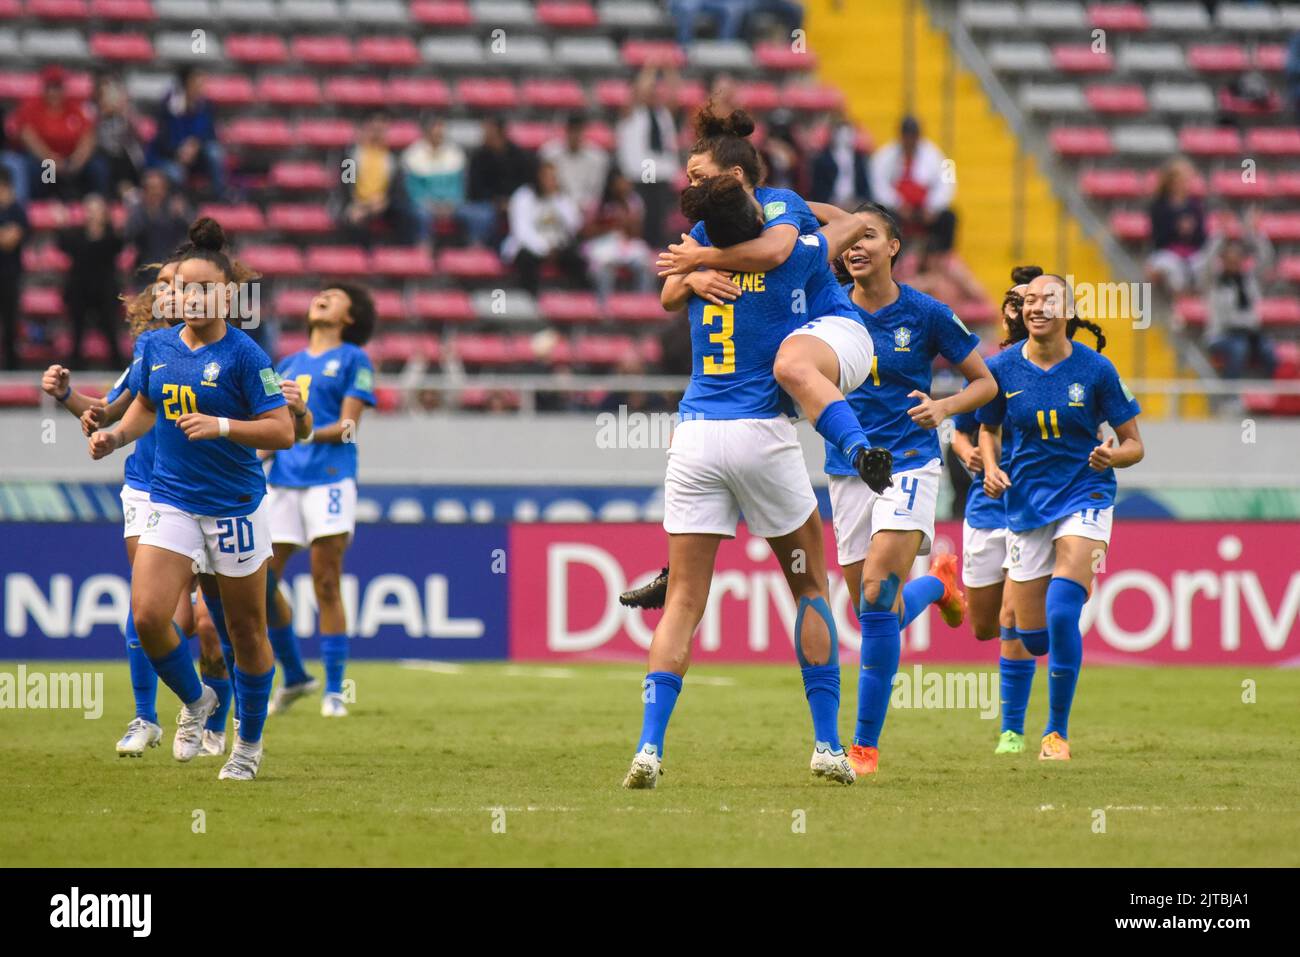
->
[951, 408, 1014, 530]
[976, 341, 1140, 532]
[689, 186, 857, 323]
[268, 343, 376, 488]
[680, 232, 830, 420]
[130, 323, 286, 516]
[106, 329, 161, 493]
[824, 283, 980, 476]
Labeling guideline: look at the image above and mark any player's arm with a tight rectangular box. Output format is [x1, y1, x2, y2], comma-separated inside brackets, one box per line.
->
[40, 365, 102, 418]
[907, 350, 996, 431]
[662, 270, 740, 310]
[657, 224, 797, 276]
[279, 377, 314, 441]
[817, 209, 872, 260]
[174, 405, 295, 450]
[949, 428, 982, 474]
[309, 396, 366, 445]
[806, 201, 850, 226]
[1089, 417, 1144, 472]
[82, 386, 135, 435]
[88, 393, 156, 459]
[978, 423, 1010, 498]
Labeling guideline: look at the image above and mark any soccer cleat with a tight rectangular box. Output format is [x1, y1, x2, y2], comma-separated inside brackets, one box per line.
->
[994, 730, 1025, 754]
[930, 552, 967, 628]
[217, 737, 263, 781]
[621, 744, 662, 789]
[619, 567, 669, 610]
[847, 744, 879, 776]
[200, 729, 226, 756]
[854, 446, 894, 494]
[116, 717, 163, 757]
[320, 692, 348, 717]
[1039, 731, 1071, 761]
[172, 685, 218, 762]
[268, 676, 321, 716]
[810, 743, 856, 784]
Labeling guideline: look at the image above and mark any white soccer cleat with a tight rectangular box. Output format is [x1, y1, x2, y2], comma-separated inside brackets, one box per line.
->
[116, 717, 162, 757]
[172, 685, 218, 762]
[200, 729, 226, 756]
[810, 742, 857, 785]
[268, 677, 321, 715]
[621, 745, 662, 789]
[218, 737, 263, 781]
[320, 692, 348, 717]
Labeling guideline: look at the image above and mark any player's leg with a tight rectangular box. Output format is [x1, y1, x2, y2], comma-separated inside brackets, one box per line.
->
[310, 532, 350, 716]
[212, 564, 275, 781]
[265, 485, 317, 702]
[966, 524, 1032, 753]
[1039, 530, 1106, 759]
[117, 529, 164, 756]
[193, 591, 233, 756]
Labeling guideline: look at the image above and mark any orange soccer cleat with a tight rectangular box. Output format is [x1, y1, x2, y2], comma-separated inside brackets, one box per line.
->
[847, 744, 879, 776]
[930, 552, 967, 628]
[1039, 731, 1071, 761]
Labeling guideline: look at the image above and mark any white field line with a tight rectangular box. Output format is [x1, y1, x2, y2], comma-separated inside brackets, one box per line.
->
[417, 804, 1250, 815]
[398, 661, 736, 687]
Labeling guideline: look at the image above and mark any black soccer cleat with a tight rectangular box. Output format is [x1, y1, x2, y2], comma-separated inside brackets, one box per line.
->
[620, 566, 669, 609]
[855, 446, 894, 494]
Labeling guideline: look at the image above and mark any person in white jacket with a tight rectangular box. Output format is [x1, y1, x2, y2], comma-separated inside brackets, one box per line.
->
[502, 161, 588, 294]
[868, 115, 957, 252]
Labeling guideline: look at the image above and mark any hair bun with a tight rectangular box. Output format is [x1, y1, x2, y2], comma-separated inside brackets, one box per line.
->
[188, 216, 226, 252]
[694, 100, 756, 140]
[725, 109, 755, 138]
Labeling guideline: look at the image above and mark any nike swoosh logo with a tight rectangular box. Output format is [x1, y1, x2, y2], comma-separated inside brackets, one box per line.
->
[237, 555, 254, 563]
[151, 363, 166, 371]
[1005, 390, 1025, 398]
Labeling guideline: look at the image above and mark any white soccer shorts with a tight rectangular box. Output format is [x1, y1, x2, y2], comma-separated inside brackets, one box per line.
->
[663, 417, 818, 539]
[1006, 506, 1114, 582]
[121, 485, 152, 539]
[267, 478, 358, 547]
[137, 497, 273, 578]
[961, 521, 1009, 588]
[827, 460, 943, 566]
[783, 313, 876, 395]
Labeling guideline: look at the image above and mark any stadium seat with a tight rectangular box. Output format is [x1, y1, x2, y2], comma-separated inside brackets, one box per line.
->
[1150, 81, 1215, 114]
[215, 0, 279, 22]
[1147, 2, 1211, 32]
[343, 0, 409, 24]
[538, 291, 602, 324]
[1255, 43, 1287, 70]
[594, 78, 632, 109]
[21, 287, 64, 318]
[1258, 212, 1300, 242]
[1087, 3, 1148, 31]
[1215, 2, 1281, 32]
[357, 35, 420, 67]
[89, 32, 153, 61]
[1108, 210, 1151, 241]
[200, 74, 254, 106]
[1277, 255, 1300, 283]
[258, 74, 323, 107]
[1114, 125, 1178, 155]
[91, 0, 158, 20]
[197, 203, 266, 233]
[1245, 127, 1300, 156]
[1050, 127, 1113, 156]
[371, 246, 435, 278]
[420, 34, 486, 67]
[267, 203, 335, 233]
[959, 0, 1020, 31]
[409, 289, 475, 322]
[1275, 171, 1300, 198]
[454, 333, 514, 367]
[554, 35, 621, 70]
[410, 0, 471, 25]
[291, 35, 353, 66]
[987, 41, 1053, 72]
[736, 81, 781, 112]
[280, 0, 340, 20]
[608, 292, 668, 323]
[223, 117, 294, 148]
[1053, 45, 1115, 73]
[688, 40, 756, 73]
[29, 0, 90, 16]
[294, 118, 356, 148]
[1187, 44, 1249, 72]
[238, 244, 306, 276]
[507, 121, 560, 150]
[0, 386, 43, 409]
[783, 84, 845, 112]
[456, 78, 519, 110]
[1080, 167, 1147, 199]
[1210, 168, 1276, 200]
[1116, 42, 1187, 73]
[324, 76, 388, 108]
[537, 1, 597, 28]
[1019, 83, 1088, 114]
[387, 76, 452, 108]
[224, 33, 289, 63]
[1178, 125, 1243, 156]
[273, 288, 316, 320]
[621, 39, 685, 69]
[23, 244, 72, 274]
[371, 289, 405, 321]
[598, 0, 663, 30]
[153, 0, 212, 18]
[154, 30, 222, 61]
[471, 0, 536, 26]
[573, 334, 634, 367]
[21, 28, 91, 60]
[1085, 84, 1148, 113]
[472, 289, 538, 323]
[437, 247, 506, 280]
[521, 78, 587, 110]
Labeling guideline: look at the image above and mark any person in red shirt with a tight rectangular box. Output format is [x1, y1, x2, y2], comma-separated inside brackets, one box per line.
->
[12, 66, 103, 199]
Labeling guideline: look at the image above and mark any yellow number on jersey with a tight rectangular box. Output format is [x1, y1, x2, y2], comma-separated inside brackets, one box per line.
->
[701, 303, 735, 375]
[161, 383, 198, 420]
[294, 374, 311, 405]
[868, 356, 880, 386]
[1036, 408, 1061, 439]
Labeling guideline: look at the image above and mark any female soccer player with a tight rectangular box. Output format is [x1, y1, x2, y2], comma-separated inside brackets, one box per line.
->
[977, 273, 1144, 760]
[89, 218, 294, 781]
[623, 175, 880, 790]
[834, 204, 998, 777]
[263, 283, 376, 718]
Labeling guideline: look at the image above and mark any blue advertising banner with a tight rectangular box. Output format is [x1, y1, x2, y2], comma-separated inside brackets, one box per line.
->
[0, 523, 509, 661]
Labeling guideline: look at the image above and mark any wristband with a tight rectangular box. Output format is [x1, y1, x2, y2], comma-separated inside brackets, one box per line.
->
[293, 407, 308, 419]
[301, 430, 315, 445]
[56, 386, 72, 403]
[218, 416, 230, 437]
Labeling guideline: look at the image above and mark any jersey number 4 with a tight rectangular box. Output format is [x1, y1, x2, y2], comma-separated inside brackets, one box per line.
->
[161, 384, 198, 420]
[701, 304, 736, 375]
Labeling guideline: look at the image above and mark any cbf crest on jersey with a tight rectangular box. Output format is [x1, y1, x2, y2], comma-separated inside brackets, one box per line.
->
[323, 358, 341, 378]
[894, 327, 912, 351]
[1068, 382, 1086, 406]
[202, 361, 221, 387]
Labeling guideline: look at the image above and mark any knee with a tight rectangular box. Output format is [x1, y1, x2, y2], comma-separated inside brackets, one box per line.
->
[973, 624, 1000, 641]
[131, 596, 172, 640]
[200, 651, 227, 677]
[312, 569, 342, 606]
[772, 349, 814, 393]
[860, 573, 901, 613]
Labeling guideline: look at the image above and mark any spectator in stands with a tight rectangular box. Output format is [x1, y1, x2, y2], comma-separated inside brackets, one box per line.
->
[1144, 157, 1206, 296]
[0, 169, 26, 370]
[91, 74, 145, 199]
[1286, 31, 1300, 121]
[670, 0, 750, 47]
[616, 65, 681, 249]
[55, 194, 125, 369]
[869, 115, 957, 252]
[503, 161, 587, 296]
[13, 66, 101, 200]
[905, 240, 985, 307]
[124, 168, 189, 275]
[583, 171, 656, 304]
[337, 113, 418, 247]
[811, 119, 871, 209]
[1196, 209, 1276, 380]
[401, 116, 467, 244]
[460, 117, 534, 248]
[0, 105, 31, 206]
[747, 0, 805, 40]
[539, 114, 610, 222]
[598, 353, 672, 415]
[150, 67, 225, 200]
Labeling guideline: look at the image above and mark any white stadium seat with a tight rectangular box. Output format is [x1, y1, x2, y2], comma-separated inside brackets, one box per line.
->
[1117, 42, 1188, 73]
[1112, 124, 1179, 155]
[1150, 82, 1215, 114]
[959, 1, 1022, 31]
[1147, 2, 1211, 32]
[22, 29, 90, 60]
[1019, 82, 1087, 114]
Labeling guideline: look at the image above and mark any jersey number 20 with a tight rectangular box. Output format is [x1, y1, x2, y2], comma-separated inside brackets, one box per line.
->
[162, 384, 198, 420]
[701, 304, 736, 375]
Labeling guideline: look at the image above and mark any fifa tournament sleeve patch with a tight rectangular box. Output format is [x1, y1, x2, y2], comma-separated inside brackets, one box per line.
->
[354, 366, 373, 392]
[1120, 377, 1135, 402]
[950, 312, 971, 335]
[762, 201, 787, 221]
[259, 367, 282, 396]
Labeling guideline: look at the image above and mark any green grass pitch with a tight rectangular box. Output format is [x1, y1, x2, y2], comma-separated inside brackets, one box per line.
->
[2, 661, 1297, 867]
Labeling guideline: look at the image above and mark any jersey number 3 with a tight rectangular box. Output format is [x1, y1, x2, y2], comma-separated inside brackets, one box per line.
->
[701, 304, 736, 375]
[162, 384, 198, 420]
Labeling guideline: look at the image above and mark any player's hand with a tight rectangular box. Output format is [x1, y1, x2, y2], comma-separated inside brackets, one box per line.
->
[656, 234, 704, 277]
[88, 430, 119, 460]
[1089, 437, 1116, 471]
[177, 412, 221, 441]
[683, 269, 738, 306]
[906, 390, 947, 430]
[41, 364, 70, 399]
[983, 466, 1011, 499]
[279, 378, 307, 416]
[959, 445, 983, 474]
[81, 403, 107, 436]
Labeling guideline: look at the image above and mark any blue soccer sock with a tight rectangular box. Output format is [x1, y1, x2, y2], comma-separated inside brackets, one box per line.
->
[794, 595, 842, 751]
[855, 574, 903, 748]
[233, 664, 275, 744]
[203, 674, 232, 732]
[1019, 626, 1049, 657]
[148, 627, 203, 705]
[268, 624, 311, 687]
[635, 671, 683, 758]
[124, 608, 158, 724]
[998, 656, 1036, 735]
[320, 633, 348, 694]
[1044, 577, 1087, 739]
[204, 591, 239, 714]
[901, 575, 945, 628]
[814, 399, 869, 461]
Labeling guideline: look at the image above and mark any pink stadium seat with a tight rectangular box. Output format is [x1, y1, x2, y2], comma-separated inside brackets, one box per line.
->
[595, 79, 632, 109]
[385, 120, 421, 149]
[674, 80, 708, 111]
[225, 34, 289, 64]
[538, 291, 602, 324]
[1206, 210, 1242, 237]
[369, 333, 412, 363]
[274, 290, 316, 320]
[0, 385, 42, 409]
[537, 0, 597, 28]
[409, 290, 475, 322]
[1188, 45, 1248, 72]
[1085, 84, 1147, 113]
[639, 336, 662, 365]
[1179, 126, 1242, 156]
[0, 0, 20, 15]
[358, 36, 420, 67]
[1080, 168, 1146, 199]
[1210, 169, 1276, 200]
[223, 117, 294, 148]
[1258, 212, 1300, 242]
[258, 75, 323, 107]
[1260, 299, 1300, 325]
[783, 84, 845, 112]
[1050, 127, 1113, 157]
[238, 244, 306, 276]
[1274, 171, 1300, 198]
[437, 248, 506, 280]
[325, 76, 388, 107]
[1245, 127, 1300, 156]
[267, 204, 335, 234]
[371, 246, 435, 278]
[89, 32, 153, 61]
[371, 290, 405, 321]
[736, 82, 780, 112]
[204, 74, 256, 106]
[573, 335, 633, 367]
[454, 334, 513, 367]
[1254, 44, 1286, 71]
[275, 331, 309, 359]
[608, 292, 668, 324]
[507, 121, 560, 150]
[410, 0, 472, 25]
[0, 73, 39, 100]
[521, 78, 588, 111]
[292, 35, 354, 66]
[197, 204, 266, 233]
[1218, 86, 1282, 116]
[1109, 210, 1150, 241]
[407, 333, 444, 365]
[956, 299, 997, 326]
[294, 118, 357, 148]
[269, 161, 332, 191]
[90, 0, 156, 19]
[1175, 297, 1206, 326]
[28, 0, 89, 18]
[23, 244, 71, 273]
[305, 246, 370, 276]
[1087, 3, 1148, 31]
[583, 122, 615, 151]
[21, 287, 64, 318]
[1053, 45, 1115, 73]
[456, 78, 518, 110]
[622, 40, 685, 69]
[755, 41, 817, 72]
[387, 77, 452, 108]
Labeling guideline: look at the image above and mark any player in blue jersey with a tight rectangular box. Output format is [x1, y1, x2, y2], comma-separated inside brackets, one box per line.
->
[977, 273, 1144, 761]
[263, 283, 377, 718]
[623, 175, 882, 790]
[88, 218, 295, 780]
[832, 203, 998, 777]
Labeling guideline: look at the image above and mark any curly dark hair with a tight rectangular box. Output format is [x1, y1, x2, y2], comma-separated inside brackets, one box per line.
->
[323, 281, 377, 345]
[679, 174, 763, 249]
[688, 100, 766, 187]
